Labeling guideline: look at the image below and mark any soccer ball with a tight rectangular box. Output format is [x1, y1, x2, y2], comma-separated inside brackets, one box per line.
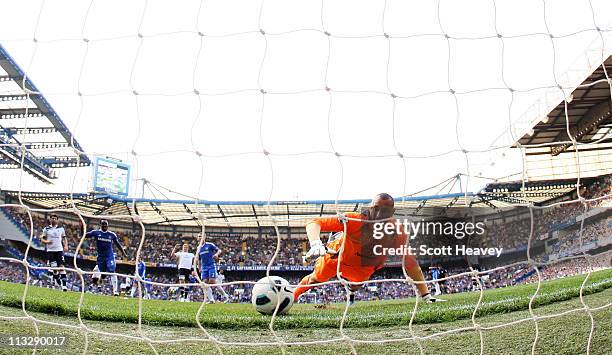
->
[168, 286, 179, 299]
[251, 276, 294, 315]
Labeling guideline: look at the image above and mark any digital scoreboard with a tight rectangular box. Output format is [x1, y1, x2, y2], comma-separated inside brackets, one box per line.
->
[93, 157, 131, 196]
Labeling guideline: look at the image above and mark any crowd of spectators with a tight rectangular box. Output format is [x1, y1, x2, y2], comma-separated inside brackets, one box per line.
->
[193, 253, 611, 303]
[2, 176, 610, 270]
[6, 208, 607, 269]
[549, 218, 612, 257]
[1, 249, 609, 304]
[2, 209, 307, 266]
[0, 260, 28, 284]
[118, 232, 307, 266]
[522, 253, 611, 283]
[482, 175, 611, 254]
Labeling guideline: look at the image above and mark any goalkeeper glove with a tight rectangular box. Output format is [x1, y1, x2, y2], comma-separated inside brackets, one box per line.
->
[422, 293, 447, 303]
[303, 239, 327, 262]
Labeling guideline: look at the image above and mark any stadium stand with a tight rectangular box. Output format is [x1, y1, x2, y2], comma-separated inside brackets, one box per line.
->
[1, 175, 610, 268]
[0, 175, 610, 303]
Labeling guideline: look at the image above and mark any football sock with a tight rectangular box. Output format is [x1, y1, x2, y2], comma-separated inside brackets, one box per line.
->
[434, 282, 441, 295]
[218, 285, 229, 299]
[293, 275, 313, 302]
[111, 275, 118, 294]
[349, 292, 355, 305]
[60, 271, 67, 288]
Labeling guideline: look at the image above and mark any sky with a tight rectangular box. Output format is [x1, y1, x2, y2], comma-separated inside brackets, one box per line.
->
[0, 0, 611, 201]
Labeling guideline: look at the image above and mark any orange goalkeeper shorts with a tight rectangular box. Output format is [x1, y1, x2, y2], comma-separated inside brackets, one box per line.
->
[312, 254, 377, 283]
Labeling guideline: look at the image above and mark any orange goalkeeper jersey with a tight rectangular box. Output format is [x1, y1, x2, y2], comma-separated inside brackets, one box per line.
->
[310, 212, 412, 270]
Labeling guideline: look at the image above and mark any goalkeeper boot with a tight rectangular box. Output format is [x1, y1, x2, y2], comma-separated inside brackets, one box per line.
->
[348, 292, 356, 306]
[422, 293, 447, 303]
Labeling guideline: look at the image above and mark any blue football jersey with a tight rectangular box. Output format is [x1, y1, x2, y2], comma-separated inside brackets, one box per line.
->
[85, 230, 119, 259]
[137, 261, 146, 278]
[198, 242, 219, 267]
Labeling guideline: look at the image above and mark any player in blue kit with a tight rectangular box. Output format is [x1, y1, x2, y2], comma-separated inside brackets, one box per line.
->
[129, 260, 149, 299]
[86, 219, 128, 296]
[195, 236, 222, 303]
[430, 265, 443, 296]
[144, 277, 152, 299]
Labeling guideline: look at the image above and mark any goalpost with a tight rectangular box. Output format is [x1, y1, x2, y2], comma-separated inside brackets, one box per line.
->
[0, 0, 611, 354]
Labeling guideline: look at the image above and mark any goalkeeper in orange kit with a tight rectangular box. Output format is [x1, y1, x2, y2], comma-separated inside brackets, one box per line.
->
[294, 193, 446, 304]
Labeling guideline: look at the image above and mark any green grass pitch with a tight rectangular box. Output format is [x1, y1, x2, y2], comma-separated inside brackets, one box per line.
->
[0, 269, 610, 354]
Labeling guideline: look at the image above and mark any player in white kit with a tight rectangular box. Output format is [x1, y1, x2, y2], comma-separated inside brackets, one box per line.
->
[215, 269, 230, 303]
[40, 214, 69, 291]
[171, 243, 195, 302]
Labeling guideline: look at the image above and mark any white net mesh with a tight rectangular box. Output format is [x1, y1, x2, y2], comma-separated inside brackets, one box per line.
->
[0, 0, 611, 354]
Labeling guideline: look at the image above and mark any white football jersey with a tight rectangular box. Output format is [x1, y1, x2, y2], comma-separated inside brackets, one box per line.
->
[42, 225, 66, 252]
[175, 251, 195, 269]
[217, 273, 225, 283]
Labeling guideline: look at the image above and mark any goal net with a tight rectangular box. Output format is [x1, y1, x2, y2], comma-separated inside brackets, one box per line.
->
[0, 0, 611, 353]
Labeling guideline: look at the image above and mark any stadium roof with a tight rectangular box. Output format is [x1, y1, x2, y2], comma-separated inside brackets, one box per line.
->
[1, 178, 585, 227]
[0, 43, 91, 182]
[479, 177, 591, 205]
[516, 55, 612, 152]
